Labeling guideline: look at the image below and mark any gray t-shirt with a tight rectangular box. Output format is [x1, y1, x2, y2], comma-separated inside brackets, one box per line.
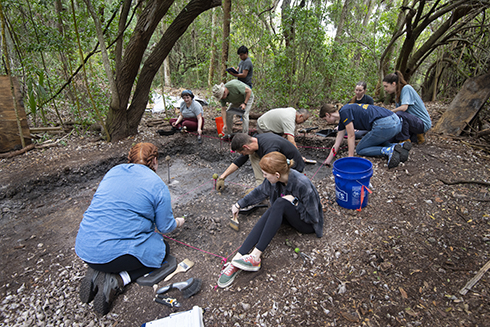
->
[180, 99, 203, 118]
[238, 57, 253, 88]
[398, 85, 431, 132]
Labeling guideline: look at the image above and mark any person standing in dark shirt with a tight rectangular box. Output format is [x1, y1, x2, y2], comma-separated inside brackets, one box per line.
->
[227, 45, 253, 88]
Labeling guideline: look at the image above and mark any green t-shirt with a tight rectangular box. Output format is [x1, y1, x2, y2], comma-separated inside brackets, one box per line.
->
[220, 80, 251, 107]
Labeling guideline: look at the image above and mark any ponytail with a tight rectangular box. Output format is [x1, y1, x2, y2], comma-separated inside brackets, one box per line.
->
[128, 143, 159, 172]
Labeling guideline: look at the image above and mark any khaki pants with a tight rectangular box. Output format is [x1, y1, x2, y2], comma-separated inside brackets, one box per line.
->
[226, 93, 254, 134]
[250, 152, 264, 186]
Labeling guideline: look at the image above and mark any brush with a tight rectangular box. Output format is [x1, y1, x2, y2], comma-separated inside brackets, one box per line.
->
[156, 277, 202, 298]
[163, 259, 194, 281]
[229, 216, 239, 231]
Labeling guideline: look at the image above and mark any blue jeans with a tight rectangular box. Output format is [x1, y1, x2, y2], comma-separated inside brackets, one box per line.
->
[356, 114, 401, 157]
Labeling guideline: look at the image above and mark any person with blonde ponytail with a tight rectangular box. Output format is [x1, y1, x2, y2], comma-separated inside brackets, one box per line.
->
[75, 143, 184, 315]
[217, 152, 324, 288]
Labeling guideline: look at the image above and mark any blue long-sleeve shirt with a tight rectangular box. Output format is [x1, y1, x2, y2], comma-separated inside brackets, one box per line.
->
[237, 169, 324, 237]
[75, 164, 175, 268]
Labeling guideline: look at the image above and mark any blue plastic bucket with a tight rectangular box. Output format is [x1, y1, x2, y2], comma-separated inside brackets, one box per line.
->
[332, 157, 373, 209]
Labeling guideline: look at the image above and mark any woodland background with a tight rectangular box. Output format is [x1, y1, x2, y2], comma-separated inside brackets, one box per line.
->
[1, 0, 489, 141]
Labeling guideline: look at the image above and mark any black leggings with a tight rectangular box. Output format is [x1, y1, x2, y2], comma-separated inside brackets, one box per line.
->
[87, 240, 170, 281]
[239, 198, 314, 254]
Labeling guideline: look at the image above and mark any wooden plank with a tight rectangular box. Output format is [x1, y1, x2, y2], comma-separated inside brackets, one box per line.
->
[459, 259, 490, 295]
[0, 76, 31, 153]
[433, 73, 490, 136]
[30, 127, 63, 133]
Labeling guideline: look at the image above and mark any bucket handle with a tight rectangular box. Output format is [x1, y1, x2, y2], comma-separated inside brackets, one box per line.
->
[356, 182, 372, 212]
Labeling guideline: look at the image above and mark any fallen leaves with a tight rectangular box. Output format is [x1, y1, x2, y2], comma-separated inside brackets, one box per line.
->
[399, 287, 408, 299]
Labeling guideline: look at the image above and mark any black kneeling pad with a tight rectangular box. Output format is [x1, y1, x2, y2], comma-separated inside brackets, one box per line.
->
[136, 255, 177, 286]
[157, 129, 175, 136]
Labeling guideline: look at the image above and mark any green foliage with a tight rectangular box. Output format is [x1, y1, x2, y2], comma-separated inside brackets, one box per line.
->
[3, 0, 489, 134]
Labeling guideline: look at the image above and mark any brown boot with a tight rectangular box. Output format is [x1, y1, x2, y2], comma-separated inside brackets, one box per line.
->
[416, 133, 425, 144]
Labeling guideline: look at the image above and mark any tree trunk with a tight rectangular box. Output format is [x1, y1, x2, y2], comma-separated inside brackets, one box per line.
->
[395, 0, 481, 81]
[107, 0, 221, 141]
[54, 0, 76, 104]
[334, 0, 351, 44]
[164, 57, 171, 86]
[208, 8, 217, 87]
[362, 0, 373, 26]
[403, 5, 477, 80]
[83, 0, 119, 109]
[374, 0, 409, 100]
[281, 0, 293, 47]
[115, 0, 132, 73]
[221, 0, 231, 82]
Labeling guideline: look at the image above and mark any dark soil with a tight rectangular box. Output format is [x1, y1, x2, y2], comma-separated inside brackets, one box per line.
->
[1, 99, 489, 327]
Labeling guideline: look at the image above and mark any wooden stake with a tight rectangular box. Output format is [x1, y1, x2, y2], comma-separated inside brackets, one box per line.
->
[459, 259, 490, 295]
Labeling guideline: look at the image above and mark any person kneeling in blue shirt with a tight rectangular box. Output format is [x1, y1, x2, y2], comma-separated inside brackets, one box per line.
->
[75, 143, 184, 315]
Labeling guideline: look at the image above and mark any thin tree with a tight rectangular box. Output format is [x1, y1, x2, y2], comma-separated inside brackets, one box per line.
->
[221, 0, 231, 82]
[208, 7, 218, 87]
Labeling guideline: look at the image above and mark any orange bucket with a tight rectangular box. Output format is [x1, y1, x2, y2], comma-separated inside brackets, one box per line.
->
[215, 116, 224, 136]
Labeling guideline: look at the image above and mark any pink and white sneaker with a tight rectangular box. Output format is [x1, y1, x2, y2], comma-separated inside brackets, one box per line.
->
[232, 254, 261, 272]
[217, 263, 240, 288]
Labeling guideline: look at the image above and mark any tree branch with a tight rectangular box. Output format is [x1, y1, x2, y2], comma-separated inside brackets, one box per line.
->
[83, 0, 119, 108]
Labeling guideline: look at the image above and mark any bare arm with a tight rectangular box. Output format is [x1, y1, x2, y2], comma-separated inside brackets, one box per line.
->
[235, 69, 249, 78]
[172, 115, 183, 126]
[239, 87, 252, 110]
[221, 106, 227, 133]
[197, 113, 203, 135]
[345, 122, 356, 157]
[220, 163, 239, 180]
[392, 104, 408, 112]
[228, 68, 249, 78]
[286, 134, 297, 148]
[325, 129, 346, 165]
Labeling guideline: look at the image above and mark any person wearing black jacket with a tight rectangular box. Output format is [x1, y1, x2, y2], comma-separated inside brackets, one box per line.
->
[217, 152, 323, 288]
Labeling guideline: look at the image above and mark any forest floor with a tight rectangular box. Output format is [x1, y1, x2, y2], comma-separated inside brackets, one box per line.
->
[0, 92, 489, 327]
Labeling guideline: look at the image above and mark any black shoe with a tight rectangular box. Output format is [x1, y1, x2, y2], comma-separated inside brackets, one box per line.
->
[387, 150, 401, 169]
[93, 273, 124, 315]
[79, 267, 103, 304]
[394, 142, 412, 163]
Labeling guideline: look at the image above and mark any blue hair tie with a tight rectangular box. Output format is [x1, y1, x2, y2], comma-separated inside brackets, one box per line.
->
[286, 159, 291, 165]
[181, 89, 194, 98]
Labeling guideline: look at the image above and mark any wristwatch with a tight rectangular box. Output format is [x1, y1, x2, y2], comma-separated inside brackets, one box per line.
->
[291, 197, 299, 206]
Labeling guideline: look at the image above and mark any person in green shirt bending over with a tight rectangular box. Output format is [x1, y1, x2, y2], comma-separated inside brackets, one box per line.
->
[212, 80, 254, 136]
